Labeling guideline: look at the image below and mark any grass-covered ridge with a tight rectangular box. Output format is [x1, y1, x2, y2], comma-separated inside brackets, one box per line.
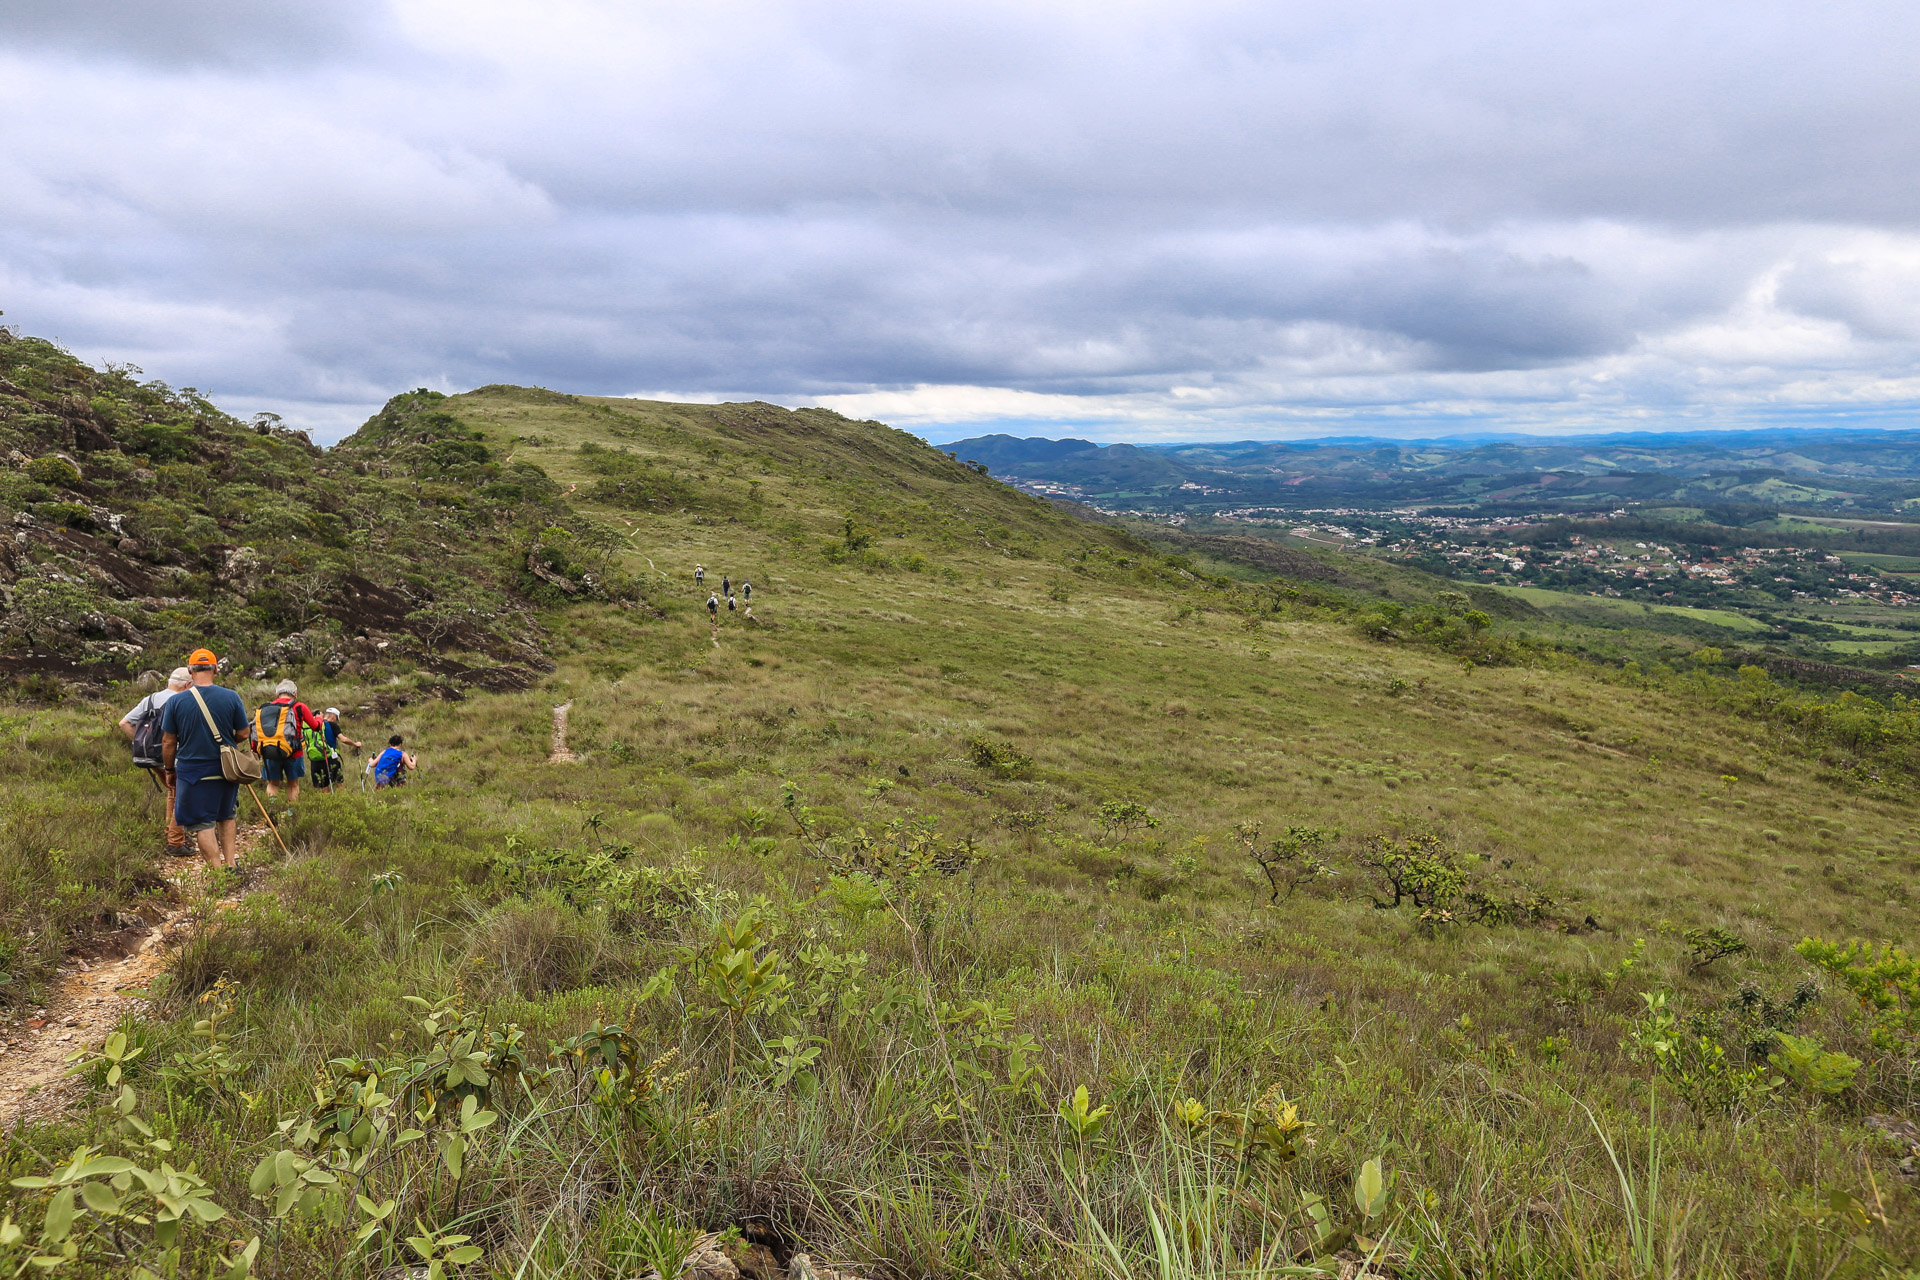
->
[1, 362, 1919, 1277]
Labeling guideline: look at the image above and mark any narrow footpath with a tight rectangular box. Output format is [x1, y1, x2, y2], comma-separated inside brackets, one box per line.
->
[0, 835, 260, 1129]
[550, 700, 578, 763]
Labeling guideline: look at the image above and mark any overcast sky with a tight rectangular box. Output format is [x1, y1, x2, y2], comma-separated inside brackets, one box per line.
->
[6, 1, 1920, 444]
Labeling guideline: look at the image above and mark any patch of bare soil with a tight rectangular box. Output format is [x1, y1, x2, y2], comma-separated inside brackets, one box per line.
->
[0, 838, 260, 1130]
[550, 700, 578, 763]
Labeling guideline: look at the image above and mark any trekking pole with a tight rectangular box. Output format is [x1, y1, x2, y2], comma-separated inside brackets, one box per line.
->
[245, 784, 292, 858]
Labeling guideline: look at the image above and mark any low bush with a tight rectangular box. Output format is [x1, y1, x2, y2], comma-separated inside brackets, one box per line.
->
[463, 893, 630, 997]
[170, 894, 362, 998]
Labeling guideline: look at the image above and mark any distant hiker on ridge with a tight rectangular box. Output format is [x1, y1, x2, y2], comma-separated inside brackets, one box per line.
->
[695, 564, 705, 587]
[722, 574, 731, 598]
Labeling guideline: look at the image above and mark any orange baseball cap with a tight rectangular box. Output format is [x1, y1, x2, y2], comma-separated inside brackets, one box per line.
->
[188, 648, 218, 668]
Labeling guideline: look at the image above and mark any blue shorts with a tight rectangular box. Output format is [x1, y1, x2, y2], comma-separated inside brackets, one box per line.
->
[175, 773, 239, 833]
[261, 753, 306, 783]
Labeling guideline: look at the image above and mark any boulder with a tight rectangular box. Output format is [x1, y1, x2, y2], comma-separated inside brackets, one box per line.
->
[669, 1234, 739, 1280]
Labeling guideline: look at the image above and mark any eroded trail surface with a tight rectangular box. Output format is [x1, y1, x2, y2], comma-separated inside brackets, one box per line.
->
[0, 839, 257, 1129]
[550, 700, 578, 763]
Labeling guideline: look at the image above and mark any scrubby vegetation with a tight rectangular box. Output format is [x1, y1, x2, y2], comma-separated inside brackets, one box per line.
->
[3, 340, 1920, 1277]
[0, 334, 591, 688]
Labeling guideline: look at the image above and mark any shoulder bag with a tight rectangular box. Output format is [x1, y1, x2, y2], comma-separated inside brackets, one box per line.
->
[187, 685, 264, 783]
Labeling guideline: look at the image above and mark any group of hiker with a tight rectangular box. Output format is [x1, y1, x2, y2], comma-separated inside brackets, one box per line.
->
[695, 563, 755, 623]
[115, 563, 768, 870]
[118, 649, 419, 869]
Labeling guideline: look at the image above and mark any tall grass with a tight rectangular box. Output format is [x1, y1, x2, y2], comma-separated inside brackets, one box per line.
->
[1, 386, 1914, 1276]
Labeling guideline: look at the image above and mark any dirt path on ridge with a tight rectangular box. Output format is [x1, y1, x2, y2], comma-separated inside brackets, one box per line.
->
[550, 701, 579, 763]
[0, 834, 263, 1130]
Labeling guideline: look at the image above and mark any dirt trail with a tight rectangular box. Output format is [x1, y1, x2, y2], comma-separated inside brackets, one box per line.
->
[0, 840, 258, 1130]
[550, 701, 578, 763]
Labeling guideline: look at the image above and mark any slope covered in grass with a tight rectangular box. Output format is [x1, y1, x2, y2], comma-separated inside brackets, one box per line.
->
[2, 369, 1919, 1278]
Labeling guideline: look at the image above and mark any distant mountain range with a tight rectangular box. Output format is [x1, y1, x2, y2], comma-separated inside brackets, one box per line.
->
[938, 427, 1920, 514]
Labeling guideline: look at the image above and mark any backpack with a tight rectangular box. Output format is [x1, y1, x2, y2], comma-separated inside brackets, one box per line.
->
[129, 694, 166, 770]
[254, 701, 301, 761]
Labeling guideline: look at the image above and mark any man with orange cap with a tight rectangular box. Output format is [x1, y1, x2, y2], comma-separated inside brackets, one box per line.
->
[157, 648, 249, 871]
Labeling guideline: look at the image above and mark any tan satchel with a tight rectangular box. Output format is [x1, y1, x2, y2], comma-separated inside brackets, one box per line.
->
[187, 684, 263, 783]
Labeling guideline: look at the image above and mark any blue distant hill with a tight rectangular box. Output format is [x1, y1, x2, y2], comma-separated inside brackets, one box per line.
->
[938, 426, 1920, 515]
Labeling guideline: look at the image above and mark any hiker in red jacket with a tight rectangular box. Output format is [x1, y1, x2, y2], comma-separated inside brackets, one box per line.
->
[254, 679, 323, 813]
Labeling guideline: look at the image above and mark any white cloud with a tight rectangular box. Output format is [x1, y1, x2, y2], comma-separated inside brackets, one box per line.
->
[3, 0, 1919, 443]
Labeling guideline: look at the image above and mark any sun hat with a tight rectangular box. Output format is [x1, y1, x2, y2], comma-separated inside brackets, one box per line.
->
[188, 648, 218, 669]
[323, 707, 340, 717]
[168, 667, 192, 685]
[275, 679, 298, 695]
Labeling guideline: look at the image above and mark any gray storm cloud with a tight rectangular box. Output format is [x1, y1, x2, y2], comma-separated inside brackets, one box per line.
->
[3, 0, 1918, 442]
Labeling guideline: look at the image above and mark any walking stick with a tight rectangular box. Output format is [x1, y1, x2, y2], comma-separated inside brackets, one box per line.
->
[245, 784, 291, 858]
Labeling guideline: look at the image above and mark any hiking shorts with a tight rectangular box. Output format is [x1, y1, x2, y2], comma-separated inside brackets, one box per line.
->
[260, 753, 306, 783]
[374, 770, 407, 789]
[174, 774, 239, 833]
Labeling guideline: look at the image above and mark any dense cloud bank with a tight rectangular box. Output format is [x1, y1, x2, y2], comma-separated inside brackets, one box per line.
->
[4, 0, 1919, 442]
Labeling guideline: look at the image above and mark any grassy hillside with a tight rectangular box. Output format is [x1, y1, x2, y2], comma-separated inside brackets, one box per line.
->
[3, 369, 1920, 1278]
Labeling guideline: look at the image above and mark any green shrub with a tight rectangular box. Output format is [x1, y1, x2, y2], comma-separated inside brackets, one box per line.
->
[1768, 1032, 1861, 1097]
[463, 894, 621, 997]
[170, 894, 361, 997]
[29, 500, 93, 529]
[134, 421, 196, 461]
[1356, 831, 1466, 911]
[4, 575, 104, 645]
[24, 455, 80, 487]
[967, 735, 1032, 779]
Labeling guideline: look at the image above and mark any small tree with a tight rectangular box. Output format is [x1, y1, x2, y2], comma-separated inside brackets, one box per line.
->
[842, 515, 874, 552]
[1234, 821, 1338, 903]
[1685, 925, 1748, 973]
[1096, 799, 1157, 843]
[1355, 832, 1466, 911]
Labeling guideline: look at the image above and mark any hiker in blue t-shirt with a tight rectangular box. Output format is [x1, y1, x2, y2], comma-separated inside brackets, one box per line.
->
[158, 647, 249, 871]
[373, 735, 418, 788]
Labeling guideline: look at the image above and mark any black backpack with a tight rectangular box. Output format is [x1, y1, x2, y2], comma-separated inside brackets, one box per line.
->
[129, 694, 165, 770]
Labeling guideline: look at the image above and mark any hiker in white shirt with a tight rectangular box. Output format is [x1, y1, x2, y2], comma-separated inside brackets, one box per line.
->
[120, 668, 192, 854]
